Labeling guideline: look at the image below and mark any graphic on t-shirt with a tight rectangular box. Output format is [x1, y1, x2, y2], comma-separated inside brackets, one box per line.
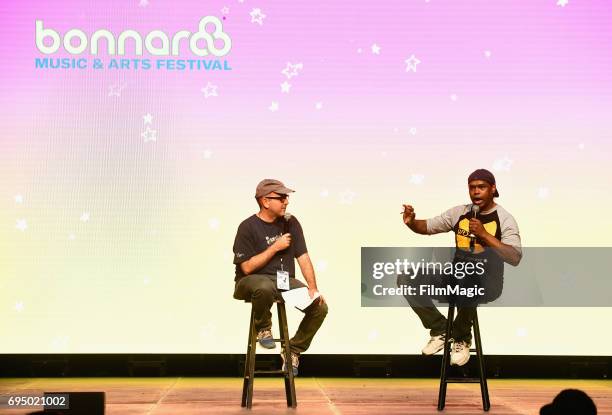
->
[265, 234, 282, 246]
[455, 215, 499, 253]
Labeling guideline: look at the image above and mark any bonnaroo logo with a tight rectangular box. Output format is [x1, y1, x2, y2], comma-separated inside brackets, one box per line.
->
[35, 17, 231, 57]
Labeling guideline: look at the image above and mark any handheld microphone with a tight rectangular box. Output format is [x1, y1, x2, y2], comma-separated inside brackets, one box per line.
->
[283, 212, 292, 234]
[471, 204, 480, 219]
[469, 204, 479, 252]
[279, 213, 293, 270]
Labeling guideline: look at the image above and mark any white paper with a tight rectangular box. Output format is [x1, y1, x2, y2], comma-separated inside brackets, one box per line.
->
[281, 287, 320, 311]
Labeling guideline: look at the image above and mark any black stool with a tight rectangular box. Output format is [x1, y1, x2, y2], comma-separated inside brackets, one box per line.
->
[241, 300, 297, 409]
[438, 304, 490, 411]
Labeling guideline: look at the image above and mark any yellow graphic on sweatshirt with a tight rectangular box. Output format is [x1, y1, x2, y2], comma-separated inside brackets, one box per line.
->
[456, 218, 498, 253]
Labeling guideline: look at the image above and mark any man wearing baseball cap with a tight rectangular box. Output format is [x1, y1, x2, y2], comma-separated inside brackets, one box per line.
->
[399, 169, 522, 366]
[232, 179, 328, 376]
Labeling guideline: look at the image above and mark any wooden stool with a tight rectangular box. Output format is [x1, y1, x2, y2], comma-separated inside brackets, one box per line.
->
[438, 304, 490, 411]
[241, 301, 297, 409]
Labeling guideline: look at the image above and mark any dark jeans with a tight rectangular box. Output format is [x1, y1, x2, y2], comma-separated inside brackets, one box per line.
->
[234, 274, 328, 354]
[397, 274, 476, 343]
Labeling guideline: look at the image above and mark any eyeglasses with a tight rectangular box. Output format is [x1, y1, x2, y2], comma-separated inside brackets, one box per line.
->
[265, 195, 289, 201]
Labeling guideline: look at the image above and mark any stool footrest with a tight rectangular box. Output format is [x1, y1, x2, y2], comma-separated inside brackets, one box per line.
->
[445, 377, 482, 383]
[254, 369, 286, 375]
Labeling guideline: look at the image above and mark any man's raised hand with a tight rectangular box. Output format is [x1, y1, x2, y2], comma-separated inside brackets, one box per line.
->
[402, 204, 416, 225]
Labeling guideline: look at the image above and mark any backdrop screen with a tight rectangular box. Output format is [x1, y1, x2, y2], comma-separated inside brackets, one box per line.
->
[1, 0, 610, 355]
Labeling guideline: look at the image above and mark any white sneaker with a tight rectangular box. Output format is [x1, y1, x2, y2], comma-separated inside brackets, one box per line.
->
[422, 334, 446, 355]
[450, 340, 471, 366]
[281, 349, 299, 376]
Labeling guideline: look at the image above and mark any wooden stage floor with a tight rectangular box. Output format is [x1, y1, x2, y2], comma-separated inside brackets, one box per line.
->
[1, 378, 610, 414]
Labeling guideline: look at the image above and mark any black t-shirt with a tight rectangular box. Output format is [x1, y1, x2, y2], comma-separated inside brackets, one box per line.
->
[233, 214, 308, 281]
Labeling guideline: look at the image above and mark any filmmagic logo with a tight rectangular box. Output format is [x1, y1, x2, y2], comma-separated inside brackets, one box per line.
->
[35, 17, 231, 57]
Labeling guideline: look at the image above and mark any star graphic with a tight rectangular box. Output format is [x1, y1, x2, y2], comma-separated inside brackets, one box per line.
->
[199, 323, 218, 340]
[269, 101, 279, 112]
[203, 149, 213, 159]
[409, 127, 417, 136]
[409, 174, 425, 185]
[450, 94, 458, 101]
[250, 8, 266, 25]
[16, 219, 27, 231]
[316, 260, 328, 272]
[339, 189, 356, 205]
[15, 301, 24, 312]
[357, 48, 363, 54]
[143, 276, 152, 285]
[557, 0, 569, 7]
[315, 101, 323, 110]
[281, 62, 303, 79]
[201, 82, 218, 98]
[68, 233, 76, 241]
[493, 156, 513, 172]
[484, 50, 492, 58]
[578, 142, 585, 150]
[516, 328, 528, 337]
[209, 218, 221, 230]
[51, 335, 70, 350]
[221, 6, 230, 15]
[320, 189, 329, 197]
[371, 43, 381, 55]
[80, 212, 90, 222]
[280, 81, 292, 93]
[14, 194, 23, 204]
[141, 126, 157, 143]
[537, 187, 550, 199]
[139, 0, 149, 7]
[238, 0, 245, 3]
[405, 54, 421, 72]
[108, 83, 126, 97]
[143, 113, 153, 124]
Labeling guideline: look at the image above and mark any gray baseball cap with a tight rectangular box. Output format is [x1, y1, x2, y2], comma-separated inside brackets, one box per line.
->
[255, 179, 295, 198]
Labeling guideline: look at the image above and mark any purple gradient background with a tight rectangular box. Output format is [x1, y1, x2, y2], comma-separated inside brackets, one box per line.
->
[2, 1, 611, 170]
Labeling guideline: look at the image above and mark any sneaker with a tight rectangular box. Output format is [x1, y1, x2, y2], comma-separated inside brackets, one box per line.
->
[422, 334, 446, 355]
[450, 340, 471, 366]
[281, 350, 299, 376]
[257, 328, 276, 349]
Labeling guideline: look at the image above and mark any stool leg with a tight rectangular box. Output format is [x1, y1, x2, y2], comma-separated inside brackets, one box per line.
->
[241, 307, 254, 407]
[278, 302, 297, 408]
[242, 307, 257, 409]
[438, 304, 455, 411]
[473, 311, 490, 411]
